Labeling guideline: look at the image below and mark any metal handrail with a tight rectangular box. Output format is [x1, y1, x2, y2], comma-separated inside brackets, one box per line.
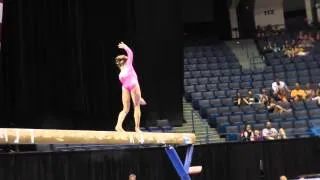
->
[191, 108, 195, 133]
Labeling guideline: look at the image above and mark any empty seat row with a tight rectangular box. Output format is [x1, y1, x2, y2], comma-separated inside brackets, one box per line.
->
[268, 57, 320, 66]
[213, 112, 320, 132]
[184, 63, 241, 71]
[201, 102, 319, 119]
[184, 69, 242, 78]
[184, 56, 238, 64]
[225, 119, 318, 134]
[185, 68, 320, 80]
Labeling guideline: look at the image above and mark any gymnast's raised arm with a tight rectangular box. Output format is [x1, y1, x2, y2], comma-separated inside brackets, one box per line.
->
[118, 42, 133, 65]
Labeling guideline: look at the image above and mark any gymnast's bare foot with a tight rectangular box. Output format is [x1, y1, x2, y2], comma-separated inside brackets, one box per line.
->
[135, 128, 142, 133]
[115, 126, 125, 132]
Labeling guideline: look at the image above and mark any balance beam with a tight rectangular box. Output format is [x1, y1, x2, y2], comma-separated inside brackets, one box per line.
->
[0, 128, 196, 145]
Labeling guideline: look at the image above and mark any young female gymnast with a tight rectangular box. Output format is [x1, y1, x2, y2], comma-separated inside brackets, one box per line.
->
[115, 42, 146, 132]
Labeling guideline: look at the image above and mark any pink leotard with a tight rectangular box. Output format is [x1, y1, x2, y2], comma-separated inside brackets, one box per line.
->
[119, 46, 139, 91]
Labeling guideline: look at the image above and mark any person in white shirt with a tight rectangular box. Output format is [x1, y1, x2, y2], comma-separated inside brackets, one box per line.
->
[272, 77, 289, 95]
[262, 121, 278, 140]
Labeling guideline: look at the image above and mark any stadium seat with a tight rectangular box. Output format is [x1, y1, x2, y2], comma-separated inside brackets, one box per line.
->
[229, 82, 240, 90]
[210, 99, 222, 107]
[201, 70, 211, 77]
[207, 83, 218, 91]
[191, 71, 201, 78]
[195, 84, 207, 92]
[198, 77, 208, 84]
[208, 77, 219, 84]
[242, 114, 255, 124]
[215, 90, 226, 98]
[308, 108, 320, 119]
[219, 83, 230, 90]
[280, 121, 294, 129]
[218, 107, 232, 116]
[220, 76, 230, 83]
[205, 107, 219, 119]
[305, 101, 319, 109]
[255, 113, 268, 123]
[202, 91, 214, 99]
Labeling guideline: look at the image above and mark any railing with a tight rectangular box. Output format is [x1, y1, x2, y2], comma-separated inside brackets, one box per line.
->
[191, 108, 195, 133]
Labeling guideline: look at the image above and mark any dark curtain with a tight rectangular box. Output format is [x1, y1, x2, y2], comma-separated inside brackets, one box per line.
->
[237, 0, 256, 38]
[262, 138, 320, 180]
[1, 0, 183, 130]
[213, 0, 231, 40]
[0, 139, 320, 180]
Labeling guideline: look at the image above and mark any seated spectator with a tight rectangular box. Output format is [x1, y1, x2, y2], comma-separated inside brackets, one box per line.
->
[240, 124, 254, 142]
[316, 83, 320, 95]
[290, 83, 306, 102]
[267, 98, 292, 113]
[272, 43, 281, 53]
[312, 84, 320, 104]
[262, 121, 278, 140]
[277, 88, 289, 102]
[258, 88, 269, 105]
[316, 32, 320, 41]
[283, 47, 295, 59]
[243, 90, 257, 105]
[298, 34, 314, 48]
[263, 41, 273, 53]
[234, 92, 246, 106]
[278, 128, 287, 139]
[254, 130, 262, 141]
[305, 83, 315, 100]
[272, 77, 290, 100]
[294, 46, 306, 56]
[297, 31, 304, 40]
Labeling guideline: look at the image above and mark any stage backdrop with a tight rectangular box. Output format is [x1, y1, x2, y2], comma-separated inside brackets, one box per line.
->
[1, 0, 183, 130]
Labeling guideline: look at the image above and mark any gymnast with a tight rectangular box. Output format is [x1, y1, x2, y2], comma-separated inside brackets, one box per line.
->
[115, 42, 146, 132]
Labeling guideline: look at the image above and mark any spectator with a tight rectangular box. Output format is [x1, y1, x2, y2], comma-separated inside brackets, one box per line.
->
[277, 88, 289, 102]
[278, 128, 287, 139]
[129, 174, 136, 180]
[243, 90, 256, 105]
[316, 83, 320, 95]
[262, 121, 278, 140]
[234, 92, 246, 106]
[304, 83, 315, 100]
[272, 77, 289, 99]
[241, 124, 254, 142]
[273, 43, 281, 52]
[316, 32, 320, 41]
[312, 85, 320, 104]
[284, 47, 295, 59]
[263, 41, 273, 53]
[280, 175, 288, 180]
[254, 130, 262, 141]
[267, 98, 292, 113]
[297, 31, 304, 40]
[290, 83, 306, 102]
[258, 88, 269, 105]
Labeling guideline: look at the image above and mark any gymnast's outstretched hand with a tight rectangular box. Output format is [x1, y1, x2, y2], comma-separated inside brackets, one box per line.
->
[118, 42, 127, 49]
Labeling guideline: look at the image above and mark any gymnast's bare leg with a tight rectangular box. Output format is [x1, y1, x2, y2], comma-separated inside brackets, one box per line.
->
[131, 85, 144, 132]
[115, 87, 130, 132]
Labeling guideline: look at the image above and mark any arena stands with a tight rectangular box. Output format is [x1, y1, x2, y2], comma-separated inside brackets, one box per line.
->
[184, 38, 320, 142]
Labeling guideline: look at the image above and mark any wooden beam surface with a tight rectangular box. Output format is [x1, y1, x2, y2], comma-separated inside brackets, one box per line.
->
[0, 128, 196, 145]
